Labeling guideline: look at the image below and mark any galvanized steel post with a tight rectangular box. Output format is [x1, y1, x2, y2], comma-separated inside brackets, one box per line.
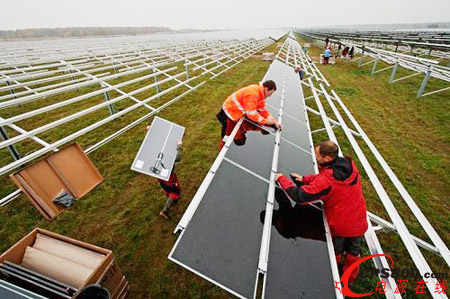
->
[153, 68, 160, 95]
[101, 82, 115, 115]
[6, 81, 16, 99]
[358, 46, 365, 68]
[389, 59, 399, 84]
[0, 127, 21, 161]
[417, 65, 433, 98]
[371, 54, 380, 75]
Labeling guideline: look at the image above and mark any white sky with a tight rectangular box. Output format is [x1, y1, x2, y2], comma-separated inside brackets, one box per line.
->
[0, 0, 449, 30]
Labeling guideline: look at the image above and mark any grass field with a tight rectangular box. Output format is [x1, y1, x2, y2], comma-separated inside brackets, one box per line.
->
[0, 34, 448, 298]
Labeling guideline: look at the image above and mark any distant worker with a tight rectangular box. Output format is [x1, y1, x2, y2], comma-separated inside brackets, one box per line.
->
[342, 46, 350, 57]
[323, 47, 332, 65]
[349, 46, 355, 59]
[274, 141, 368, 282]
[294, 65, 304, 80]
[217, 80, 282, 149]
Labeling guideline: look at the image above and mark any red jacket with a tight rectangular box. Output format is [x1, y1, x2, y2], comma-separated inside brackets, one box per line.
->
[277, 157, 368, 237]
[158, 171, 181, 200]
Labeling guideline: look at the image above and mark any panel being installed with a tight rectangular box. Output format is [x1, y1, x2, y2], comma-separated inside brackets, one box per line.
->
[277, 140, 314, 177]
[263, 65, 335, 298]
[131, 116, 184, 180]
[226, 130, 275, 180]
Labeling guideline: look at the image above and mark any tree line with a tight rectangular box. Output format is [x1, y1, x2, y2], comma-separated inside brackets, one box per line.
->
[0, 27, 174, 40]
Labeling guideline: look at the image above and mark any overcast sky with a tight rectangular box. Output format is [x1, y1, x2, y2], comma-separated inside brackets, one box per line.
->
[0, 0, 449, 30]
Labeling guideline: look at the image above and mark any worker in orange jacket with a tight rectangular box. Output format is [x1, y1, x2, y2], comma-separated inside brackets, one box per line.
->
[217, 80, 281, 149]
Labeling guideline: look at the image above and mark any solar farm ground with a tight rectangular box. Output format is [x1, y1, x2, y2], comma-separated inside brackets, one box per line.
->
[1, 35, 448, 297]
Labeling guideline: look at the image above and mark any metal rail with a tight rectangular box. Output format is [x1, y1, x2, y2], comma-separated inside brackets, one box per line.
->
[297, 31, 450, 98]
[0, 35, 274, 205]
[292, 32, 448, 297]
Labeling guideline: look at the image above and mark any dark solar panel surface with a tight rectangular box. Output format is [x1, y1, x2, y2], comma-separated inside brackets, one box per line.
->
[263, 61, 335, 299]
[263, 195, 335, 299]
[171, 57, 335, 299]
[170, 160, 268, 298]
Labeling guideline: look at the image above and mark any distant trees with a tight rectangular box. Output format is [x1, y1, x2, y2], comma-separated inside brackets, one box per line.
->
[0, 27, 173, 40]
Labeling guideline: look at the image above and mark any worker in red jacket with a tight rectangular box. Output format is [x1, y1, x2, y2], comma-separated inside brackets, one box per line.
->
[217, 80, 282, 149]
[274, 141, 368, 282]
[157, 140, 182, 220]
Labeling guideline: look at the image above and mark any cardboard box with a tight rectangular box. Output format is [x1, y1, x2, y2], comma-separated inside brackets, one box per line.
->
[10, 143, 103, 220]
[0, 228, 129, 298]
[262, 53, 275, 61]
[100, 261, 130, 299]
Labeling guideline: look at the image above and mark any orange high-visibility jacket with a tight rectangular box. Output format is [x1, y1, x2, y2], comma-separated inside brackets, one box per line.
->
[222, 84, 272, 125]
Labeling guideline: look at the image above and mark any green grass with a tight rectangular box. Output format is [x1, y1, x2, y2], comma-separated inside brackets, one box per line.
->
[1, 34, 448, 298]
[0, 42, 279, 298]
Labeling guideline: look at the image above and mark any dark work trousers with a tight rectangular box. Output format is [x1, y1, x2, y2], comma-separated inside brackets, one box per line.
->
[217, 109, 262, 150]
[333, 236, 363, 256]
[158, 171, 181, 200]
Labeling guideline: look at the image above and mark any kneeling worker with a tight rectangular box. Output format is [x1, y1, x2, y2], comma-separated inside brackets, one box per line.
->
[217, 80, 282, 149]
[274, 141, 368, 282]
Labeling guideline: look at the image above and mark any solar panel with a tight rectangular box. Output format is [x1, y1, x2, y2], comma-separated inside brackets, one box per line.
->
[170, 113, 280, 297]
[277, 140, 315, 176]
[282, 102, 306, 124]
[279, 116, 311, 150]
[226, 129, 275, 180]
[131, 116, 184, 180]
[263, 195, 335, 299]
[261, 60, 335, 298]
[0, 279, 46, 299]
[169, 160, 268, 298]
[265, 104, 280, 118]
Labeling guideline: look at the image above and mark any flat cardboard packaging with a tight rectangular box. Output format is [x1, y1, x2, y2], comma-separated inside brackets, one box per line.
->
[10, 143, 103, 220]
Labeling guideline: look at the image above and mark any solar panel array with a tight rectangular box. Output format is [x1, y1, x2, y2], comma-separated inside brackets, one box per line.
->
[171, 31, 449, 298]
[1, 29, 447, 298]
[170, 33, 338, 298]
